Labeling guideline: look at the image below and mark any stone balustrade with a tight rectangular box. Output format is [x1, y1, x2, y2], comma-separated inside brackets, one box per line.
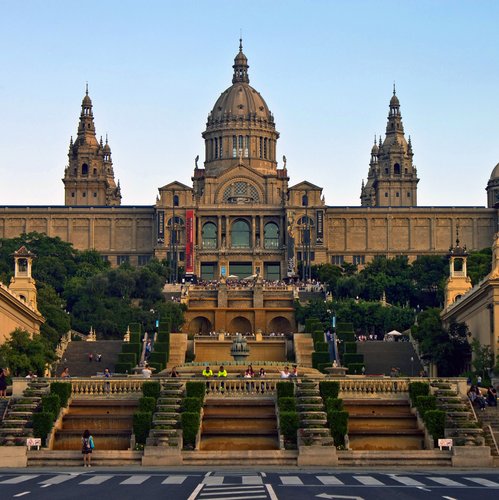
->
[70, 378, 144, 397]
[204, 378, 278, 396]
[338, 378, 410, 397]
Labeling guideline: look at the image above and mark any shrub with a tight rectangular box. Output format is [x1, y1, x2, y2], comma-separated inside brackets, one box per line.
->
[315, 341, 329, 353]
[317, 362, 332, 374]
[181, 412, 201, 448]
[415, 395, 437, 417]
[344, 342, 357, 354]
[312, 331, 325, 347]
[305, 319, 322, 333]
[185, 381, 206, 401]
[142, 381, 161, 399]
[130, 333, 141, 344]
[424, 410, 445, 440]
[312, 352, 330, 369]
[409, 382, 430, 403]
[319, 381, 340, 400]
[156, 331, 170, 343]
[41, 395, 60, 420]
[133, 411, 152, 445]
[147, 361, 162, 374]
[50, 382, 72, 408]
[183, 397, 203, 413]
[33, 412, 54, 446]
[276, 382, 295, 399]
[138, 396, 157, 413]
[325, 397, 343, 413]
[336, 322, 354, 333]
[153, 342, 169, 353]
[342, 353, 364, 364]
[337, 332, 355, 342]
[114, 362, 133, 374]
[149, 351, 168, 368]
[117, 352, 137, 365]
[121, 343, 141, 355]
[278, 397, 296, 412]
[347, 363, 365, 375]
[329, 410, 348, 447]
[279, 411, 299, 443]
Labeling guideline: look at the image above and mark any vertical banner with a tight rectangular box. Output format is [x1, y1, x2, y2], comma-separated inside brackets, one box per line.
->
[185, 209, 194, 274]
[157, 210, 165, 244]
[286, 212, 296, 278]
[316, 209, 324, 244]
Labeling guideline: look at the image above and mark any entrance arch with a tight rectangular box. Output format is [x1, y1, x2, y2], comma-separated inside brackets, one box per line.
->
[268, 316, 292, 334]
[228, 316, 252, 334]
[189, 316, 212, 334]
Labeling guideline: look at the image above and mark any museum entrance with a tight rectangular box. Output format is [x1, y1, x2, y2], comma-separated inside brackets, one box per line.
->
[229, 262, 252, 278]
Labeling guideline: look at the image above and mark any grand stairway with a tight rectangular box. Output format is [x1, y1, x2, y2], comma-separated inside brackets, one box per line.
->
[55, 340, 123, 376]
[479, 404, 499, 458]
[356, 341, 423, 375]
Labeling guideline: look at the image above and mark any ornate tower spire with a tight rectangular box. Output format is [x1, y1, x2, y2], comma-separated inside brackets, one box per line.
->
[232, 38, 249, 84]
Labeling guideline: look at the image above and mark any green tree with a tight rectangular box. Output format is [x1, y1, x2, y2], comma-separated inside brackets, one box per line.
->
[467, 248, 492, 285]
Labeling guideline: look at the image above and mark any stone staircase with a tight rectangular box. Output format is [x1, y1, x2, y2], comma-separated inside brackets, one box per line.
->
[147, 380, 183, 447]
[294, 333, 314, 368]
[27, 449, 143, 467]
[166, 333, 188, 370]
[55, 340, 123, 376]
[296, 379, 334, 446]
[0, 379, 49, 445]
[356, 341, 423, 376]
[478, 404, 499, 457]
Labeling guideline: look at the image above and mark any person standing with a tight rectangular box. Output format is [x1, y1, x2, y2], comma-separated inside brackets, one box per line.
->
[103, 368, 111, 395]
[0, 368, 7, 398]
[61, 367, 70, 379]
[217, 365, 227, 393]
[142, 364, 152, 378]
[81, 429, 94, 467]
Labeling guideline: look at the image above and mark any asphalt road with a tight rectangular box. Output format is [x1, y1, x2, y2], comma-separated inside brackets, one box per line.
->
[0, 469, 498, 500]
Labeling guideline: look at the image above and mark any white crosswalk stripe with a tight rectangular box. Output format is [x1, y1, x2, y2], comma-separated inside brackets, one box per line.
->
[464, 477, 499, 487]
[428, 477, 465, 487]
[79, 475, 114, 485]
[242, 476, 263, 485]
[280, 476, 303, 485]
[120, 475, 151, 485]
[199, 484, 269, 499]
[0, 475, 39, 484]
[39, 474, 78, 485]
[389, 476, 425, 486]
[202, 476, 225, 485]
[162, 475, 188, 484]
[317, 476, 344, 485]
[354, 475, 385, 486]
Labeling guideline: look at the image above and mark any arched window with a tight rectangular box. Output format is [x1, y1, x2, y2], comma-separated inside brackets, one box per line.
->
[394, 163, 401, 175]
[222, 182, 260, 204]
[202, 222, 217, 249]
[173, 195, 179, 207]
[168, 216, 184, 245]
[264, 222, 279, 249]
[82, 163, 89, 176]
[232, 136, 237, 158]
[302, 194, 309, 207]
[231, 219, 251, 248]
[297, 216, 315, 245]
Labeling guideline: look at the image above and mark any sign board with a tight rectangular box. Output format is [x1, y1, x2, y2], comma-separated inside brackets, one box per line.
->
[157, 210, 165, 244]
[438, 438, 453, 450]
[221, 266, 226, 278]
[26, 437, 41, 449]
[185, 210, 194, 274]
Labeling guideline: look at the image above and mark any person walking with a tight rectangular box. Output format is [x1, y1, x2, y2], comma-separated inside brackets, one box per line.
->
[81, 429, 94, 467]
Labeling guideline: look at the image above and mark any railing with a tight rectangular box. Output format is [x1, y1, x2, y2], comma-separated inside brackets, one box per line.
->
[339, 378, 410, 396]
[204, 378, 278, 396]
[486, 424, 499, 456]
[70, 378, 144, 397]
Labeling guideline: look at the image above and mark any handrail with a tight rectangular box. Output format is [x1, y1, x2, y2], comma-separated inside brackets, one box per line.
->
[486, 424, 499, 456]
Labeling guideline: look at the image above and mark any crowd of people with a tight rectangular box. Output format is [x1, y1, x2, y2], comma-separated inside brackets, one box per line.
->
[468, 384, 497, 410]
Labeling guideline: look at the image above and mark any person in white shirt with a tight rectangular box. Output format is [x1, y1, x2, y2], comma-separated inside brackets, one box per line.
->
[142, 364, 152, 378]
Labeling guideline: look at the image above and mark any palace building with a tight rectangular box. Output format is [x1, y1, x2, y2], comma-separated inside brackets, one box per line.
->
[0, 41, 498, 280]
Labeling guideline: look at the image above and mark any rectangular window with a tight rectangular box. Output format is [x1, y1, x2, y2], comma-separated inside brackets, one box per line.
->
[331, 255, 344, 266]
[384, 192, 388, 197]
[264, 262, 281, 281]
[138, 255, 151, 266]
[352, 255, 365, 265]
[407, 192, 411, 197]
[245, 135, 249, 157]
[101, 255, 109, 262]
[310, 251, 315, 261]
[232, 135, 237, 157]
[259, 137, 263, 159]
[219, 136, 223, 158]
[117, 255, 129, 265]
[201, 262, 217, 280]
[179, 252, 185, 261]
[297, 251, 302, 261]
[214, 138, 218, 159]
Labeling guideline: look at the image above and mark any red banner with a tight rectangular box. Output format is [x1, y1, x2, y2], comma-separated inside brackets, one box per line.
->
[185, 210, 194, 274]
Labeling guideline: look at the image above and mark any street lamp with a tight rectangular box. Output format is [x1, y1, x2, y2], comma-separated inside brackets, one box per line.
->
[410, 356, 414, 377]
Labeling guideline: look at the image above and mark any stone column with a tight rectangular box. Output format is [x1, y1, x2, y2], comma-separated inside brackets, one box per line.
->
[260, 216, 264, 248]
[252, 216, 256, 248]
[217, 215, 222, 248]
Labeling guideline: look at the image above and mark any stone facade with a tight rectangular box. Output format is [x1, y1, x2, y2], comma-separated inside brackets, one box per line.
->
[0, 42, 498, 276]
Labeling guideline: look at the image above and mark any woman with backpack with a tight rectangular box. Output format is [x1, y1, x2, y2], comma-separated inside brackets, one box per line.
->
[81, 429, 94, 467]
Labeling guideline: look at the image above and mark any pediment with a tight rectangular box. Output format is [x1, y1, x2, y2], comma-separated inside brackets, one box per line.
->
[158, 181, 193, 192]
[289, 180, 323, 192]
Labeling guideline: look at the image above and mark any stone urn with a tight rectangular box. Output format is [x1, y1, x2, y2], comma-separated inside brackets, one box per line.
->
[230, 333, 250, 362]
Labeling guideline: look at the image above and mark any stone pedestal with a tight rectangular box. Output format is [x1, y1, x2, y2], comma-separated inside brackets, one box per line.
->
[325, 367, 348, 377]
[142, 445, 182, 466]
[297, 444, 338, 466]
[451, 446, 492, 467]
[0, 446, 27, 467]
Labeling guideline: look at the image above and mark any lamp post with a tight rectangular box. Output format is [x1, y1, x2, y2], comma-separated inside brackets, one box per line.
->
[410, 356, 414, 377]
[326, 308, 338, 364]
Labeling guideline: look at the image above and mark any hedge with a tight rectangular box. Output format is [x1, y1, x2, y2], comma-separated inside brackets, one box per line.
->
[279, 411, 299, 443]
[147, 361, 162, 374]
[50, 382, 71, 408]
[156, 331, 170, 343]
[183, 397, 203, 413]
[181, 412, 201, 448]
[344, 342, 357, 354]
[328, 410, 348, 447]
[33, 412, 54, 446]
[312, 351, 330, 369]
[315, 341, 329, 353]
[129, 322, 142, 334]
[186, 381, 206, 401]
[138, 396, 157, 413]
[153, 342, 169, 353]
[305, 318, 323, 333]
[415, 395, 437, 417]
[41, 395, 60, 420]
[130, 333, 141, 344]
[317, 362, 332, 374]
[149, 351, 168, 368]
[312, 331, 325, 347]
[347, 363, 365, 375]
[409, 382, 430, 403]
[342, 353, 364, 364]
[115, 362, 133, 374]
[276, 382, 295, 399]
[142, 381, 161, 399]
[319, 381, 340, 400]
[336, 322, 354, 333]
[325, 397, 343, 413]
[117, 352, 137, 365]
[121, 343, 141, 355]
[337, 331, 355, 342]
[133, 411, 152, 445]
[424, 410, 445, 441]
[278, 397, 296, 412]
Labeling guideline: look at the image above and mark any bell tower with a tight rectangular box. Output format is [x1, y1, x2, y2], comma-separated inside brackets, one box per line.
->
[444, 230, 472, 307]
[62, 86, 121, 206]
[9, 246, 40, 313]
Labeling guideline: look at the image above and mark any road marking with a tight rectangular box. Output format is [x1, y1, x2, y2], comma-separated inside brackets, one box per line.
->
[39, 475, 76, 485]
[120, 475, 151, 485]
[354, 476, 384, 486]
[280, 476, 304, 485]
[79, 475, 114, 485]
[442, 497, 458, 500]
[0, 475, 38, 484]
[162, 475, 188, 484]
[199, 496, 267, 500]
[201, 486, 266, 492]
[389, 476, 425, 487]
[317, 476, 344, 485]
[13, 492, 30, 498]
[266, 484, 278, 500]
[429, 478, 465, 487]
[464, 477, 499, 487]
[316, 495, 364, 500]
[242, 476, 263, 485]
[187, 483, 204, 500]
[202, 476, 225, 485]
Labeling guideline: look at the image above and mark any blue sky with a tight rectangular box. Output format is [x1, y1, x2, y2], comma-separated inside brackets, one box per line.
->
[1, 0, 499, 207]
